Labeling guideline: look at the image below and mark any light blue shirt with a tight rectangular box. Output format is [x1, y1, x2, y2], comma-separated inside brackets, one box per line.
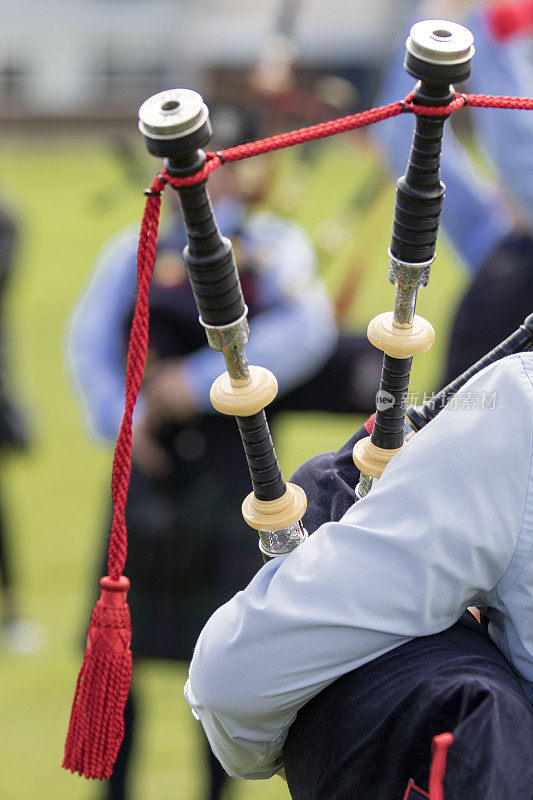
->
[67, 207, 337, 441]
[185, 353, 533, 779]
[466, 9, 533, 234]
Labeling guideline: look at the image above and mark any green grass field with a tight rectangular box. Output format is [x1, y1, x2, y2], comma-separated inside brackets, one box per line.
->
[0, 134, 466, 800]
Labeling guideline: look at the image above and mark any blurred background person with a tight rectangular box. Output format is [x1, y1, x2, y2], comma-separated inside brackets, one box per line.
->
[67, 134, 384, 797]
[0, 199, 42, 654]
[68, 168, 333, 800]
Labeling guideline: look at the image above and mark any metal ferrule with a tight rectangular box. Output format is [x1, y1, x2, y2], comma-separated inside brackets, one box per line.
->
[201, 309, 251, 384]
[201, 308, 250, 352]
[355, 472, 374, 500]
[258, 522, 308, 558]
[389, 252, 434, 327]
[388, 251, 433, 290]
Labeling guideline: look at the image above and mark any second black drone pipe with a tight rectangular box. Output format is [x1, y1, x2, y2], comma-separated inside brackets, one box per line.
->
[354, 19, 475, 497]
[371, 81, 451, 452]
[371, 355, 413, 451]
[236, 413, 287, 501]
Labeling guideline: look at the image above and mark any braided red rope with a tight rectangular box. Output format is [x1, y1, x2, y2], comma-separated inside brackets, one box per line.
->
[64, 87, 533, 782]
[467, 93, 533, 110]
[162, 92, 533, 190]
[108, 174, 165, 580]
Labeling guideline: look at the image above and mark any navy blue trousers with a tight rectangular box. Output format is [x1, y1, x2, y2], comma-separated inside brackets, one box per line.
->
[284, 425, 533, 799]
[284, 611, 533, 799]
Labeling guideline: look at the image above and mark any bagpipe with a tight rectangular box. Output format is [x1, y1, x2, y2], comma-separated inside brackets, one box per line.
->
[62, 17, 533, 784]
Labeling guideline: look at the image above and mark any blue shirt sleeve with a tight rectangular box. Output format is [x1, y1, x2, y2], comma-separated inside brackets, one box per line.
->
[466, 8, 533, 233]
[66, 226, 140, 442]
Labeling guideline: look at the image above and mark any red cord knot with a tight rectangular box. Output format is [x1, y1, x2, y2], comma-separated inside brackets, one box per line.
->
[403, 91, 468, 117]
[143, 174, 166, 197]
[85, 576, 132, 656]
[144, 173, 166, 197]
[161, 152, 224, 189]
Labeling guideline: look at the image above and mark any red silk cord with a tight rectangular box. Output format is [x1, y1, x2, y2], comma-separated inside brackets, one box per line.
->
[107, 174, 165, 581]
[64, 91, 533, 781]
[162, 92, 533, 190]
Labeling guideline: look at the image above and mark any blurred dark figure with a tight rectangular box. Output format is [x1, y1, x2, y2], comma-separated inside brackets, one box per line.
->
[68, 165, 381, 799]
[0, 203, 40, 654]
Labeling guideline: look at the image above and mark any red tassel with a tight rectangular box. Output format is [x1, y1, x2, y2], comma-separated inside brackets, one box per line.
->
[63, 181, 164, 780]
[62, 576, 132, 780]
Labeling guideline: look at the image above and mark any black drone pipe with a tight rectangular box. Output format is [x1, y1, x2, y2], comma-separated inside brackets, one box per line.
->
[353, 20, 476, 499]
[138, 90, 307, 560]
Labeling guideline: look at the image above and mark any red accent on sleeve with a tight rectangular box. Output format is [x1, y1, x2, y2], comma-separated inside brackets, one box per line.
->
[363, 412, 376, 435]
[428, 732, 454, 800]
[487, 1, 533, 40]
